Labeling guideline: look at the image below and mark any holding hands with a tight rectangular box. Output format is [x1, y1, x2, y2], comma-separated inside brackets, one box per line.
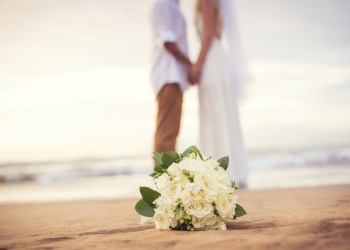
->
[162, 41, 202, 86]
[189, 63, 201, 85]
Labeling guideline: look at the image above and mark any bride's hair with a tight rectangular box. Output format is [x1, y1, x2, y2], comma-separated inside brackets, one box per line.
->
[194, 0, 222, 38]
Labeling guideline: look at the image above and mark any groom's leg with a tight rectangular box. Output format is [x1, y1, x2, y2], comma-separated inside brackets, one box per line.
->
[154, 83, 183, 152]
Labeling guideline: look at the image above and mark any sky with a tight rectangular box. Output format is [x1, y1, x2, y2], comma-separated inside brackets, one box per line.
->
[0, 0, 349, 163]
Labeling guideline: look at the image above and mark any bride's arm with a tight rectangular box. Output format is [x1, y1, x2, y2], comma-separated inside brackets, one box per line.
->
[191, 0, 215, 83]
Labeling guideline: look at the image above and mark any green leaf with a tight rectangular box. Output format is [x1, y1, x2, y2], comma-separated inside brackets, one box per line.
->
[149, 172, 157, 177]
[162, 151, 180, 168]
[181, 146, 203, 160]
[231, 180, 238, 190]
[182, 170, 194, 182]
[135, 199, 155, 217]
[139, 186, 161, 208]
[213, 207, 219, 216]
[235, 203, 247, 218]
[218, 156, 229, 170]
[152, 152, 163, 167]
[154, 164, 164, 173]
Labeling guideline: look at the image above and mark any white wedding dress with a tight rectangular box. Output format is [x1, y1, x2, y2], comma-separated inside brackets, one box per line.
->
[196, 2, 248, 187]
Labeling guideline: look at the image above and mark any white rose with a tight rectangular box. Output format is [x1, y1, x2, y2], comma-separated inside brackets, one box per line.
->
[184, 182, 202, 195]
[154, 210, 176, 230]
[204, 219, 227, 231]
[204, 159, 220, 171]
[208, 168, 220, 181]
[192, 216, 206, 229]
[215, 220, 227, 230]
[216, 193, 235, 219]
[213, 184, 233, 200]
[184, 197, 213, 219]
[194, 172, 215, 191]
[154, 173, 171, 192]
[176, 172, 191, 186]
[204, 214, 218, 226]
[180, 158, 206, 173]
[162, 182, 182, 200]
[154, 197, 180, 219]
[216, 167, 231, 186]
[179, 187, 191, 205]
[204, 189, 218, 203]
[216, 221, 227, 230]
[167, 163, 181, 176]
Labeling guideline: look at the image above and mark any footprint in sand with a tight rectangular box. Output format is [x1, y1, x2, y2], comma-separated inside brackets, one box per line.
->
[39, 236, 73, 243]
[78, 225, 153, 236]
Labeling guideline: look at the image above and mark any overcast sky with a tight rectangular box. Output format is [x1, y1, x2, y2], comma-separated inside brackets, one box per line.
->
[0, 0, 349, 161]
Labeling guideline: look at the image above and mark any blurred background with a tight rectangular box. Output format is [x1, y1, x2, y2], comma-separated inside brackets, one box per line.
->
[1, 0, 349, 202]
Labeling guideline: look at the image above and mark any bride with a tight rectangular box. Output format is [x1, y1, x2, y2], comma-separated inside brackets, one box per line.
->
[190, 0, 248, 187]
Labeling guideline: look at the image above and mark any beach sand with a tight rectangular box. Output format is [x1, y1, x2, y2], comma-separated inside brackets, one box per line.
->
[0, 185, 349, 250]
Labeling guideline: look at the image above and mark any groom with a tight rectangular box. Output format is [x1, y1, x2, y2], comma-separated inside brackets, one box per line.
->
[151, 0, 192, 152]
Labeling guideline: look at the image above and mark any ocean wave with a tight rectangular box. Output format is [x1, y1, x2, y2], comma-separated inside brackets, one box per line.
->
[0, 146, 349, 183]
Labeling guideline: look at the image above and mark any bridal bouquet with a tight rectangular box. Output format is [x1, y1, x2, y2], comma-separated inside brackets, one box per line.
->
[135, 146, 246, 231]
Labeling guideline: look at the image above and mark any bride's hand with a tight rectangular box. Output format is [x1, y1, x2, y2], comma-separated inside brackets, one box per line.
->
[189, 64, 201, 85]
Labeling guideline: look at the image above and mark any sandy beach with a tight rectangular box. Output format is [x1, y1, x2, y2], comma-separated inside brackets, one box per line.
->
[0, 185, 349, 250]
[0, 1, 349, 249]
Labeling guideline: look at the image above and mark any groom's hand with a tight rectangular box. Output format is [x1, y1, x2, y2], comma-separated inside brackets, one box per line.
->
[188, 66, 197, 85]
[188, 73, 196, 85]
[189, 64, 201, 85]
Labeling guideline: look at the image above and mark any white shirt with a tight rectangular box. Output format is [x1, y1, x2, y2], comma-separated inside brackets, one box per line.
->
[151, 0, 189, 94]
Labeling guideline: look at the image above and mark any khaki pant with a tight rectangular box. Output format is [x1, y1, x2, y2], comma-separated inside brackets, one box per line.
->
[154, 83, 183, 152]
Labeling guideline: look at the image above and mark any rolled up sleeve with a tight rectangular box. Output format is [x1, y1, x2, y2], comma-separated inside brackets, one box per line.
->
[152, 2, 177, 45]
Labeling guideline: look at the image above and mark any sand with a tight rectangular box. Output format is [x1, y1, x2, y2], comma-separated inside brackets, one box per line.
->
[0, 185, 349, 250]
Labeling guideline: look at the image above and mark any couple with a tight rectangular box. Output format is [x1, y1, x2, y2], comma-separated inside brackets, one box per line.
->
[151, 0, 248, 187]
